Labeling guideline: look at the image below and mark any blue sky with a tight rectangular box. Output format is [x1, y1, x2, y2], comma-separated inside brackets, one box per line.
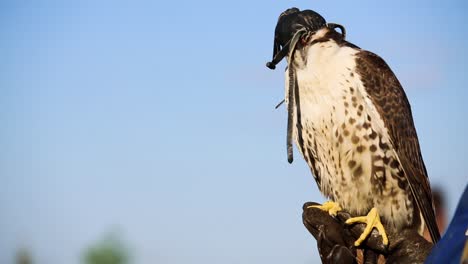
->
[1, 1, 467, 263]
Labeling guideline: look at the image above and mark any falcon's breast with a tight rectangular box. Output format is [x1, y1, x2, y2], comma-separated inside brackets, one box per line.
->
[286, 28, 418, 231]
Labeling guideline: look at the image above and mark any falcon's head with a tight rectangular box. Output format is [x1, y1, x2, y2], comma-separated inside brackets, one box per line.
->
[266, 8, 345, 70]
[274, 8, 326, 48]
[266, 8, 326, 69]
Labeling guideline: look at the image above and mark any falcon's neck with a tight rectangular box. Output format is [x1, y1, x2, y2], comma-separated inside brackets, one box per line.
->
[305, 27, 357, 51]
[309, 27, 332, 41]
[309, 27, 345, 44]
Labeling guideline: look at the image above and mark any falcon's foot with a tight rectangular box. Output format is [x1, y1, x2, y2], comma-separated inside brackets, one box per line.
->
[345, 207, 389, 246]
[308, 201, 342, 217]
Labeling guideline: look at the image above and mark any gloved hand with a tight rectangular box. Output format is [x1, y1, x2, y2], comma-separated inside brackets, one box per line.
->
[302, 202, 433, 264]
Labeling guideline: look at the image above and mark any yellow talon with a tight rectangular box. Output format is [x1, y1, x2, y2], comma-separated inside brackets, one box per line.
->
[345, 207, 389, 246]
[308, 201, 342, 217]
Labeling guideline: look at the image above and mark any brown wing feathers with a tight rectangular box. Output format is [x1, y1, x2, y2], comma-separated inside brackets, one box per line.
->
[355, 50, 441, 243]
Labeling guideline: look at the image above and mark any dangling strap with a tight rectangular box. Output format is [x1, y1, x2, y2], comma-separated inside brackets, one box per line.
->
[285, 28, 307, 163]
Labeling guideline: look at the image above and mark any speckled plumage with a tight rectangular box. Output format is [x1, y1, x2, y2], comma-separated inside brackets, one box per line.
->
[285, 27, 440, 239]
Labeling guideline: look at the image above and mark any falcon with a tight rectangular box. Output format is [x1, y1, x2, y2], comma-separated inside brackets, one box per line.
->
[266, 8, 441, 246]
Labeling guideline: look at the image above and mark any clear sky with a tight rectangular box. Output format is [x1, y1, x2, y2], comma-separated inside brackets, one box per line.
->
[1, 1, 467, 263]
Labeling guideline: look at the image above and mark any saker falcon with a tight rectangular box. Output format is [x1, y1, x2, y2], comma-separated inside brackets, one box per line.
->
[266, 8, 441, 245]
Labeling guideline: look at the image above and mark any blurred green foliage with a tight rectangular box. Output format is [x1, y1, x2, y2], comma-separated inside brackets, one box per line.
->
[82, 233, 130, 264]
[16, 248, 32, 264]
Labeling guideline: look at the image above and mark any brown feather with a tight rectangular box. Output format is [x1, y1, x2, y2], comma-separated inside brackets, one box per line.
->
[354, 50, 441, 243]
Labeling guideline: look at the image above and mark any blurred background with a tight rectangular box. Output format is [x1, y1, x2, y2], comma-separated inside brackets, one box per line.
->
[1, 0, 467, 263]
